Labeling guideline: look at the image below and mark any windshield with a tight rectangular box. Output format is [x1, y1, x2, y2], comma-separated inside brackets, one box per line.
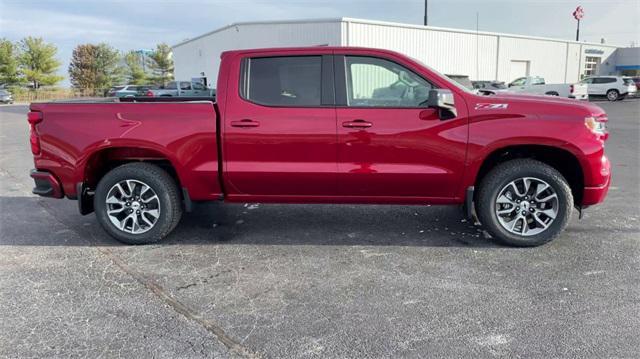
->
[0, 90, 8, 95]
[510, 78, 527, 86]
[446, 75, 474, 90]
[408, 56, 475, 94]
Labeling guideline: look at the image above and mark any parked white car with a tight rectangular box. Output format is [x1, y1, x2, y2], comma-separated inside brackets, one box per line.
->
[579, 76, 637, 101]
[506, 76, 588, 100]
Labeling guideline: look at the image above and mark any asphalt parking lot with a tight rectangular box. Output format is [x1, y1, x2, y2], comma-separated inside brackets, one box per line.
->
[1, 99, 639, 358]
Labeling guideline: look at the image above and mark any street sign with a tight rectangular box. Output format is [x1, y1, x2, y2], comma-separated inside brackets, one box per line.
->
[573, 6, 584, 21]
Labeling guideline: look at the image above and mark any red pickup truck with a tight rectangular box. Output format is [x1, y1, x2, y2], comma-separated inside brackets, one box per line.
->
[28, 47, 611, 246]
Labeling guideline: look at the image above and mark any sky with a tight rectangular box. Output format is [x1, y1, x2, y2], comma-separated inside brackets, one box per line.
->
[1, 0, 639, 86]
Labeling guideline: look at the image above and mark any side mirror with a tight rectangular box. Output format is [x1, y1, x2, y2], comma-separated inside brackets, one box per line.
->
[427, 89, 457, 120]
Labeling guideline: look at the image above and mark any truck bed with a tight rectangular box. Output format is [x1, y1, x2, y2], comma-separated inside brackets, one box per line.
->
[30, 101, 222, 201]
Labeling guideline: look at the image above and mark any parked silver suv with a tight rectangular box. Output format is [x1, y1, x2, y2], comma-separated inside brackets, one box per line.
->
[0, 89, 13, 104]
[580, 76, 637, 101]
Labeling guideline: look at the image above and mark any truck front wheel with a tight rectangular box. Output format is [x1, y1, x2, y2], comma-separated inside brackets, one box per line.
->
[94, 163, 183, 244]
[476, 159, 573, 247]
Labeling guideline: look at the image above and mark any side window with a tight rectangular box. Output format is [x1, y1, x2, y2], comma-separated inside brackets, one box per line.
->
[180, 82, 191, 90]
[581, 78, 594, 84]
[192, 82, 205, 90]
[531, 77, 545, 85]
[602, 78, 616, 84]
[344, 56, 433, 107]
[241, 56, 322, 106]
[165, 82, 178, 90]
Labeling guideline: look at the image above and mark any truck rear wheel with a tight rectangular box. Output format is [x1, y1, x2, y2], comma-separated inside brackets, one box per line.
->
[476, 159, 573, 247]
[94, 163, 183, 244]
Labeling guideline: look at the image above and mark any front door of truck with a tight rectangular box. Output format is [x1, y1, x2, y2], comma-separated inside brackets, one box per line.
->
[224, 54, 338, 198]
[335, 55, 468, 199]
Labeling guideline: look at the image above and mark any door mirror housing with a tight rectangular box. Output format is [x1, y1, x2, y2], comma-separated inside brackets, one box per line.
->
[427, 89, 457, 120]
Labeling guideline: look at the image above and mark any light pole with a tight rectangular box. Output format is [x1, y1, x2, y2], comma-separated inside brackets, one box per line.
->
[573, 6, 584, 41]
[424, 0, 428, 26]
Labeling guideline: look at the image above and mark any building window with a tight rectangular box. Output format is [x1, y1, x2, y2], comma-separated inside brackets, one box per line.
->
[584, 56, 601, 77]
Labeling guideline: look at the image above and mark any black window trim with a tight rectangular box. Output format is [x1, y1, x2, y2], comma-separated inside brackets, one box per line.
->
[238, 54, 334, 108]
[333, 54, 437, 109]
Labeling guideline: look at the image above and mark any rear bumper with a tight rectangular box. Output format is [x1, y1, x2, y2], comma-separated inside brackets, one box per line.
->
[30, 170, 64, 198]
[582, 156, 611, 206]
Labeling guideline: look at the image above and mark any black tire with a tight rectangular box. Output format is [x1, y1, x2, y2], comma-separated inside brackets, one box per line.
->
[476, 159, 573, 247]
[94, 163, 183, 244]
[606, 89, 619, 101]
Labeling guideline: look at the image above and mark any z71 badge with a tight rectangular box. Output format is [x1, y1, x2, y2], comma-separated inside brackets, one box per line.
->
[475, 103, 509, 110]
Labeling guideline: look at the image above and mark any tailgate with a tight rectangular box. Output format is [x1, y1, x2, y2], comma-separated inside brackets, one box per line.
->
[572, 83, 588, 96]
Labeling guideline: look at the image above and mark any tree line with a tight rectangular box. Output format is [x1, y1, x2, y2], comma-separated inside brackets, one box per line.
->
[0, 37, 174, 95]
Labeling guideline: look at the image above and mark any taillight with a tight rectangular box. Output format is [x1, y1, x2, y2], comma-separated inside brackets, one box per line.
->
[570, 84, 574, 94]
[146, 90, 154, 97]
[28, 111, 43, 155]
[585, 114, 608, 141]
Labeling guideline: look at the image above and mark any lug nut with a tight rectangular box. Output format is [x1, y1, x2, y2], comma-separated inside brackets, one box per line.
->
[136, 210, 140, 214]
[516, 199, 521, 203]
[521, 211, 526, 215]
[530, 208, 535, 212]
[530, 200, 535, 204]
[525, 196, 529, 200]
[516, 206, 520, 211]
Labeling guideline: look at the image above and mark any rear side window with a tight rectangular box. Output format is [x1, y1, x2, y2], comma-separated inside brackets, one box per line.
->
[623, 78, 634, 85]
[180, 82, 191, 90]
[594, 78, 616, 84]
[241, 56, 322, 106]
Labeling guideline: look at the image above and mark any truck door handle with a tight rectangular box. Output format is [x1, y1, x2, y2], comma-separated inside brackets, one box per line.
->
[231, 119, 260, 128]
[342, 119, 372, 128]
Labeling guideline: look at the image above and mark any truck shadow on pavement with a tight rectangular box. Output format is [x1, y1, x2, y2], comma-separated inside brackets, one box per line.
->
[1, 196, 501, 248]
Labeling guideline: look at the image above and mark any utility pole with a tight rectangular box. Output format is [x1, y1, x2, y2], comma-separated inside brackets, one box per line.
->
[424, 0, 428, 26]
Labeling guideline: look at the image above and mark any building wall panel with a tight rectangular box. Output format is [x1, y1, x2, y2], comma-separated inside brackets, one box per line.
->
[173, 21, 342, 85]
[345, 21, 498, 81]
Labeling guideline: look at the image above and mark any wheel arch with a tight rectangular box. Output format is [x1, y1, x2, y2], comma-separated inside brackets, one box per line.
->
[82, 146, 184, 192]
[473, 144, 585, 205]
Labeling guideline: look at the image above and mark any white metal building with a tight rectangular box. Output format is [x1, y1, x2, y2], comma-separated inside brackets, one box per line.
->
[173, 18, 625, 87]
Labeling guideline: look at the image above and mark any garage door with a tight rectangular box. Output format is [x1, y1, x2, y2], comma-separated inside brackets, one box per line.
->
[509, 60, 530, 81]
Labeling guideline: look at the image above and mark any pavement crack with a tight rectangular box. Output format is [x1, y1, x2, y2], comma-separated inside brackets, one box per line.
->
[35, 199, 261, 359]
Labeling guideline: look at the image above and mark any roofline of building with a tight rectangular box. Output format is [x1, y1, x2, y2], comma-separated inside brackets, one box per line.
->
[172, 17, 623, 49]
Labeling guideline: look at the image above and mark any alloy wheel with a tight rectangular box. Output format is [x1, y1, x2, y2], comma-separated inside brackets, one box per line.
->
[495, 177, 559, 236]
[105, 179, 161, 234]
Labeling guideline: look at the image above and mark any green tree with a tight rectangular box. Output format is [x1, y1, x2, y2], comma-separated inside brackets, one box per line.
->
[147, 43, 173, 86]
[68, 43, 123, 95]
[18, 37, 63, 88]
[124, 51, 147, 85]
[0, 38, 23, 86]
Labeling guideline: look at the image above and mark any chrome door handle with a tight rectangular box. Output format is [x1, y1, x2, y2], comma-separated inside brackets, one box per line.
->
[342, 119, 372, 128]
[230, 119, 260, 128]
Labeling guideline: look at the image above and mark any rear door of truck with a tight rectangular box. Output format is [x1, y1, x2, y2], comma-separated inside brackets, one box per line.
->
[221, 51, 338, 198]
